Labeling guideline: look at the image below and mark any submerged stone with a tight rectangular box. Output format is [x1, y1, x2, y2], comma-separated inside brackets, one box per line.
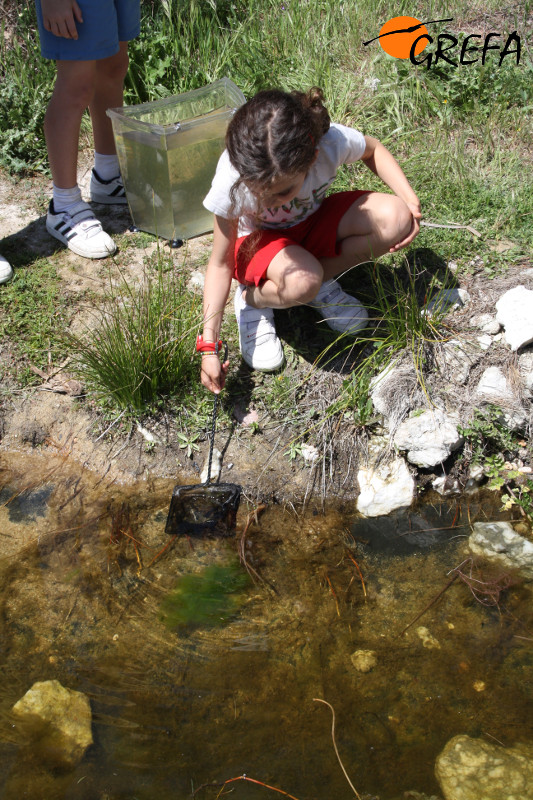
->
[469, 521, 533, 580]
[350, 649, 377, 673]
[435, 734, 533, 800]
[12, 679, 93, 769]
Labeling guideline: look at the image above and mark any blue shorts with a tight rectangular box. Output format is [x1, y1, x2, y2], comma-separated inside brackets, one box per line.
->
[35, 0, 141, 61]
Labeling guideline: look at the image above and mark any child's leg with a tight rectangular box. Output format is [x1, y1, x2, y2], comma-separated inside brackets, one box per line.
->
[90, 42, 130, 155]
[44, 59, 117, 258]
[320, 192, 413, 277]
[245, 245, 324, 309]
[44, 59, 99, 189]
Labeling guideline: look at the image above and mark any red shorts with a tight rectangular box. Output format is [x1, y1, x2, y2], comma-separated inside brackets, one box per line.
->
[234, 190, 369, 286]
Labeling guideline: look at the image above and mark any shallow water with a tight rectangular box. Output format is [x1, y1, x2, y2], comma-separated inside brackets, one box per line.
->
[0, 451, 532, 800]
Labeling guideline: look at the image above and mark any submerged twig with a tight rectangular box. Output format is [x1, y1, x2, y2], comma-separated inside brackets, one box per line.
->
[192, 774, 301, 799]
[313, 698, 362, 800]
[238, 504, 279, 594]
[325, 573, 341, 617]
[146, 534, 177, 568]
[397, 573, 459, 637]
[345, 551, 367, 598]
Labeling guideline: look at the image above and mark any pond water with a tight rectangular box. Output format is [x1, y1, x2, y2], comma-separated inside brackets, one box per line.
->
[1, 451, 532, 800]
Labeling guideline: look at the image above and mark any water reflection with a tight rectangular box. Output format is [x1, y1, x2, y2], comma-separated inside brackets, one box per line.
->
[0, 452, 532, 800]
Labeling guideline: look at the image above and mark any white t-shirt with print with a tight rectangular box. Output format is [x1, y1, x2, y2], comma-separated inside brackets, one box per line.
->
[203, 122, 366, 237]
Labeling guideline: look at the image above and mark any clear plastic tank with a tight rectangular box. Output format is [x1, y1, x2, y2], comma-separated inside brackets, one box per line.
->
[107, 78, 246, 242]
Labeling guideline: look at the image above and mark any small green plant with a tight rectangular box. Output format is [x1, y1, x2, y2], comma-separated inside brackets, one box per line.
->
[285, 440, 303, 462]
[68, 256, 202, 411]
[325, 255, 450, 424]
[458, 405, 518, 465]
[176, 431, 201, 458]
[501, 479, 533, 520]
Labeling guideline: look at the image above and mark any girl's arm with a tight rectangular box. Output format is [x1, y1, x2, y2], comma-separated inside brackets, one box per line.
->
[361, 135, 422, 251]
[200, 214, 237, 394]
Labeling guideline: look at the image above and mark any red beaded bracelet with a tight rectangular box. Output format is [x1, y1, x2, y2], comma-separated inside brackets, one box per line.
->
[196, 335, 223, 354]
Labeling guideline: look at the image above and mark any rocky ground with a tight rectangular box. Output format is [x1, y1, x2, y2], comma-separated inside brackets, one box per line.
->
[0, 163, 532, 513]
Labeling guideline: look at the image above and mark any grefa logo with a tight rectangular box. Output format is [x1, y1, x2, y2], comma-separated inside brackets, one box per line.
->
[363, 16, 521, 69]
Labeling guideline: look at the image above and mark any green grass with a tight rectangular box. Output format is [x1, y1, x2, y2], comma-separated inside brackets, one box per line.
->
[68, 254, 203, 412]
[0, 258, 69, 383]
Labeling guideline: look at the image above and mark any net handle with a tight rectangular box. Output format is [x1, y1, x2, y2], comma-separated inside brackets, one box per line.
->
[204, 341, 228, 486]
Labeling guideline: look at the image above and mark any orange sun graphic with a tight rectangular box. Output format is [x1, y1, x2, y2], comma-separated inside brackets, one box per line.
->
[378, 16, 429, 59]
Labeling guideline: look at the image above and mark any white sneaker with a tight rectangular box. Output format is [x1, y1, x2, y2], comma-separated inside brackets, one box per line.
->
[234, 284, 284, 371]
[46, 200, 117, 259]
[0, 254, 13, 284]
[89, 169, 128, 205]
[308, 279, 368, 333]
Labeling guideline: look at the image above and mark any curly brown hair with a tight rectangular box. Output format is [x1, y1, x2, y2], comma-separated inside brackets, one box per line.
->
[226, 87, 330, 209]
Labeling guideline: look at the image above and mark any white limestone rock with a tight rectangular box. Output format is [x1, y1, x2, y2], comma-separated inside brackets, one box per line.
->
[393, 408, 463, 468]
[201, 448, 222, 483]
[435, 734, 533, 800]
[356, 457, 415, 517]
[12, 679, 93, 769]
[469, 521, 533, 580]
[476, 334, 493, 351]
[495, 285, 533, 351]
[474, 366, 527, 430]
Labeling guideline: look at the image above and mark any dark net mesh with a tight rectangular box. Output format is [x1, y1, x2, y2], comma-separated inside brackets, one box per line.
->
[165, 483, 241, 537]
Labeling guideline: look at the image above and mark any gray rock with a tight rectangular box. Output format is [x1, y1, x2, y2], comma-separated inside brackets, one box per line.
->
[495, 285, 533, 351]
[435, 339, 479, 385]
[470, 312, 501, 335]
[394, 409, 463, 468]
[469, 521, 533, 580]
[432, 475, 461, 496]
[435, 734, 533, 800]
[12, 679, 93, 769]
[518, 351, 533, 396]
[425, 287, 470, 315]
[474, 366, 527, 430]
[370, 362, 419, 429]
[357, 457, 415, 517]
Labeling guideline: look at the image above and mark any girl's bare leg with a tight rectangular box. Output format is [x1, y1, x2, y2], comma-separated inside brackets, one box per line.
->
[245, 244, 324, 309]
[320, 191, 413, 277]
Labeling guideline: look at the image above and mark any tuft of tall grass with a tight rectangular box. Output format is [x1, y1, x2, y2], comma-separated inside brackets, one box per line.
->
[326, 255, 451, 423]
[68, 256, 203, 412]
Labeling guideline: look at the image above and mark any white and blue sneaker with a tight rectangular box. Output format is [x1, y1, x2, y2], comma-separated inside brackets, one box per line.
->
[90, 168, 128, 205]
[0, 254, 13, 284]
[308, 279, 368, 333]
[46, 200, 116, 259]
[234, 284, 284, 371]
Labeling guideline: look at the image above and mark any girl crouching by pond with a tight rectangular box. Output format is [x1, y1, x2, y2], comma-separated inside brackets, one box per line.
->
[199, 87, 421, 393]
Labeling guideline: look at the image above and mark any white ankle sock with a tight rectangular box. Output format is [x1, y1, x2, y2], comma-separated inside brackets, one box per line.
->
[94, 153, 120, 180]
[53, 184, 83, 213]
